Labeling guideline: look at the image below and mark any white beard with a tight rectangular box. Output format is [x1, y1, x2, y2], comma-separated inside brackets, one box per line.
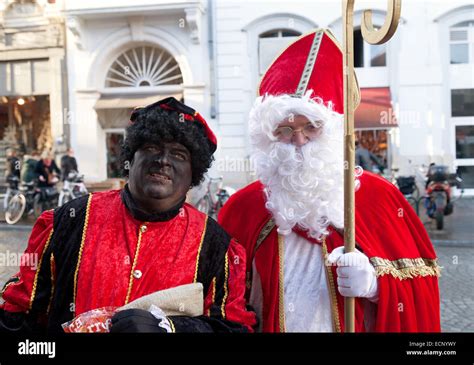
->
[251, 124, 344, 240]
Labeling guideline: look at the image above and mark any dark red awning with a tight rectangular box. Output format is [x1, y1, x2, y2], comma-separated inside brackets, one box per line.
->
[355, 87, 398, 129]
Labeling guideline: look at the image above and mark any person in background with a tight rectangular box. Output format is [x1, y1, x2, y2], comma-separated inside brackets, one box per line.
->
[35, 151, 61, 187]
[60, 148, 78, 181]
[21, 150, 40, 183]
[355, 140, 385, 173]
[5, 148, 21, 180]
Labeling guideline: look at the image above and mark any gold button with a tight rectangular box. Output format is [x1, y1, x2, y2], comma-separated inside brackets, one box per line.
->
[140, 225, 147, 233]
[133, 270, 142, 279]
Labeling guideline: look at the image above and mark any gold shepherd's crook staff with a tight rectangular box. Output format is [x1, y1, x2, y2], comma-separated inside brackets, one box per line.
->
[342, 0, 402, 332]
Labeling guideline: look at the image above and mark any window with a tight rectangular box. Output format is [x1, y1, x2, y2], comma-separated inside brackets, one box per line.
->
[354, 29, 387, 68]
[258, 29, 301, 75]
[105, 46, 183, 88]
[106, 131, 125, 178]
[450, 21, 474, 64]
[451, 89, 474, 117]
[0, 59, 49, 95]
[456, 166, 474, 189]
[456, 125, 474, 159]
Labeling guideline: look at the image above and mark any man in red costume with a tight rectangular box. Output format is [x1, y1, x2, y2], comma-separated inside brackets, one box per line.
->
[218, 29, 440, 332]
[0, 97, 255, 333]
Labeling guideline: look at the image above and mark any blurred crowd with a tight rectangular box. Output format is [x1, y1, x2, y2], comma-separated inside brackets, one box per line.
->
[5, 148, 78, 187]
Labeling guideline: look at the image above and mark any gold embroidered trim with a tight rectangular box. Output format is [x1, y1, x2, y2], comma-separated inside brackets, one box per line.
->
[46, 253, 55, 315]
[28, 228, 54, 312]
[220, 253, 229, 319]
[255, 218, 275, 253]
[73, 193, 92, 315]
[322, 237, 341, 333]
[193, 216, 208, 283]
[168, 317, 176, 333]
[370, 257, 441, 280]
[256, 28, 360, 105]
[246, 218, 275, 289]
[1, 277, 19, 297]
[208, 277, 216, 316]
[278, 234, 286, 333]
[125, 223, 146, 305]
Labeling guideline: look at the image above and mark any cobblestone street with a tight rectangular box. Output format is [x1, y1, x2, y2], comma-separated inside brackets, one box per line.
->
[436, 243, 474, 332]
[0, 224, 472, 332]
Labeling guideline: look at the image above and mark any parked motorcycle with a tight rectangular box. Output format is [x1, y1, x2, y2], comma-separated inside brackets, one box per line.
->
[58, 171, 88, 206]
[424, 165, 463, 230]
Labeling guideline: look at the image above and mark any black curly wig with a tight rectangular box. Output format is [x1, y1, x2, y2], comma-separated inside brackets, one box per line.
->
[120, 106, 214, 187]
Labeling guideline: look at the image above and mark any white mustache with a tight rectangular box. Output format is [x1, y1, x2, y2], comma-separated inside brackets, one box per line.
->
[253, 138, 345, 240]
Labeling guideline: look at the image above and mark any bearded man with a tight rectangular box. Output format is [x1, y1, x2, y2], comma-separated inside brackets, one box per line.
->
[218, 29, 440, 332]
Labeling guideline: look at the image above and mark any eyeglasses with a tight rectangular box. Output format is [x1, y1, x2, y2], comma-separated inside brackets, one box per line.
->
[273, 123, 322, 143]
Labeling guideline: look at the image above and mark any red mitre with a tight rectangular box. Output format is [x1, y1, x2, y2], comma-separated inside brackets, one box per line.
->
[258, 29, 360, 113]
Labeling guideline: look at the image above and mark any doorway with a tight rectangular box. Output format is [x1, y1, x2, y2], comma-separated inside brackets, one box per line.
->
[105, 130, 125, 178]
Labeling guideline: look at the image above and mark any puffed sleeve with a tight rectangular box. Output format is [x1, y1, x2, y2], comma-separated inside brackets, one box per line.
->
[0, 210, 55, 333]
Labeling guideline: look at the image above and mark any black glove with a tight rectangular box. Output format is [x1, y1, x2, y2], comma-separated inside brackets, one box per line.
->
[110, 309, 168, 333]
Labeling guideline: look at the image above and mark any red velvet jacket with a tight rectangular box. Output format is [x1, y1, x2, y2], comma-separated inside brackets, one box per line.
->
[218, 171, 441, 332]
[1, 189, 256, 333]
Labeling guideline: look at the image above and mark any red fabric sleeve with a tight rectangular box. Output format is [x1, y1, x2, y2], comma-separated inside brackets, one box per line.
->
[326, 171, 441, 332]
[203, 239, 257, 332]
[1, 210, 54, 313]
[218, 181, 272, 298]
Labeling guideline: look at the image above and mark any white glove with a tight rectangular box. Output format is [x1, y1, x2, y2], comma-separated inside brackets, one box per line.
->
[148, 305, 173, 333]
[327, 246, 379, 302]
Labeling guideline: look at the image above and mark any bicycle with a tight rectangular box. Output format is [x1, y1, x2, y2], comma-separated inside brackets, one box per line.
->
[3, 176, 20, 210]
[5, 181, 38, 225]
[58, 171, 88, 206]
[195, 177, 235, 219]
[389, 162, 431, 216]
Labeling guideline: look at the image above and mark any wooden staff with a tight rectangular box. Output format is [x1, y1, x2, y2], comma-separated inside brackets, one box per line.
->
[342, 0, 402, 333]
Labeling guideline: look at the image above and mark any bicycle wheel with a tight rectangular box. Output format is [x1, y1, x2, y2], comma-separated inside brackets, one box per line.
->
[5, 194, 26, 225]
[405, 196, 419, 216]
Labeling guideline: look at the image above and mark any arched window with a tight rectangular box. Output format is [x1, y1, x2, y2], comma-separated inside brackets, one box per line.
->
[450, 20, 474, 64]
[105, 46, 183, 88]
[258, 29, 301, 75]
[354, 28, 386, 68]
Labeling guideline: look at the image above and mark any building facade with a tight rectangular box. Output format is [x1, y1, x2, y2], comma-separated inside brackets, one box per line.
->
[64, 0, 212, 182]
[5, 0, 470, 194]
[211, 0, 474, 195]
[0, 0, 68, 181]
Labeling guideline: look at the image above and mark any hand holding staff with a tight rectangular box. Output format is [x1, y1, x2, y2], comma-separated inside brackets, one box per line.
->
[342, 0, 402, 333]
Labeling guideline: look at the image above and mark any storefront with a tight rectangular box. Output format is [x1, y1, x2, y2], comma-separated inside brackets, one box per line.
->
[355, 87, 398, 173]
[0, 1, 67, 182]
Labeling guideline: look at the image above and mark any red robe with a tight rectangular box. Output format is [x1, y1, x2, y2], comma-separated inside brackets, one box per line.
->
[218, 171, 441, 332]
[1, 189, 255, 333]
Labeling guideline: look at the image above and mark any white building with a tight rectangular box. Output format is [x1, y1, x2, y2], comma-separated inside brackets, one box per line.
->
[210, 0, 474, 194]
[62, 0, 474, 194]
[64, 0, 212, 182]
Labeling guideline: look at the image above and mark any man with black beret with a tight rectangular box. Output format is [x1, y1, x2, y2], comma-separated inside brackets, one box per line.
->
[0, 97, 256, 333]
